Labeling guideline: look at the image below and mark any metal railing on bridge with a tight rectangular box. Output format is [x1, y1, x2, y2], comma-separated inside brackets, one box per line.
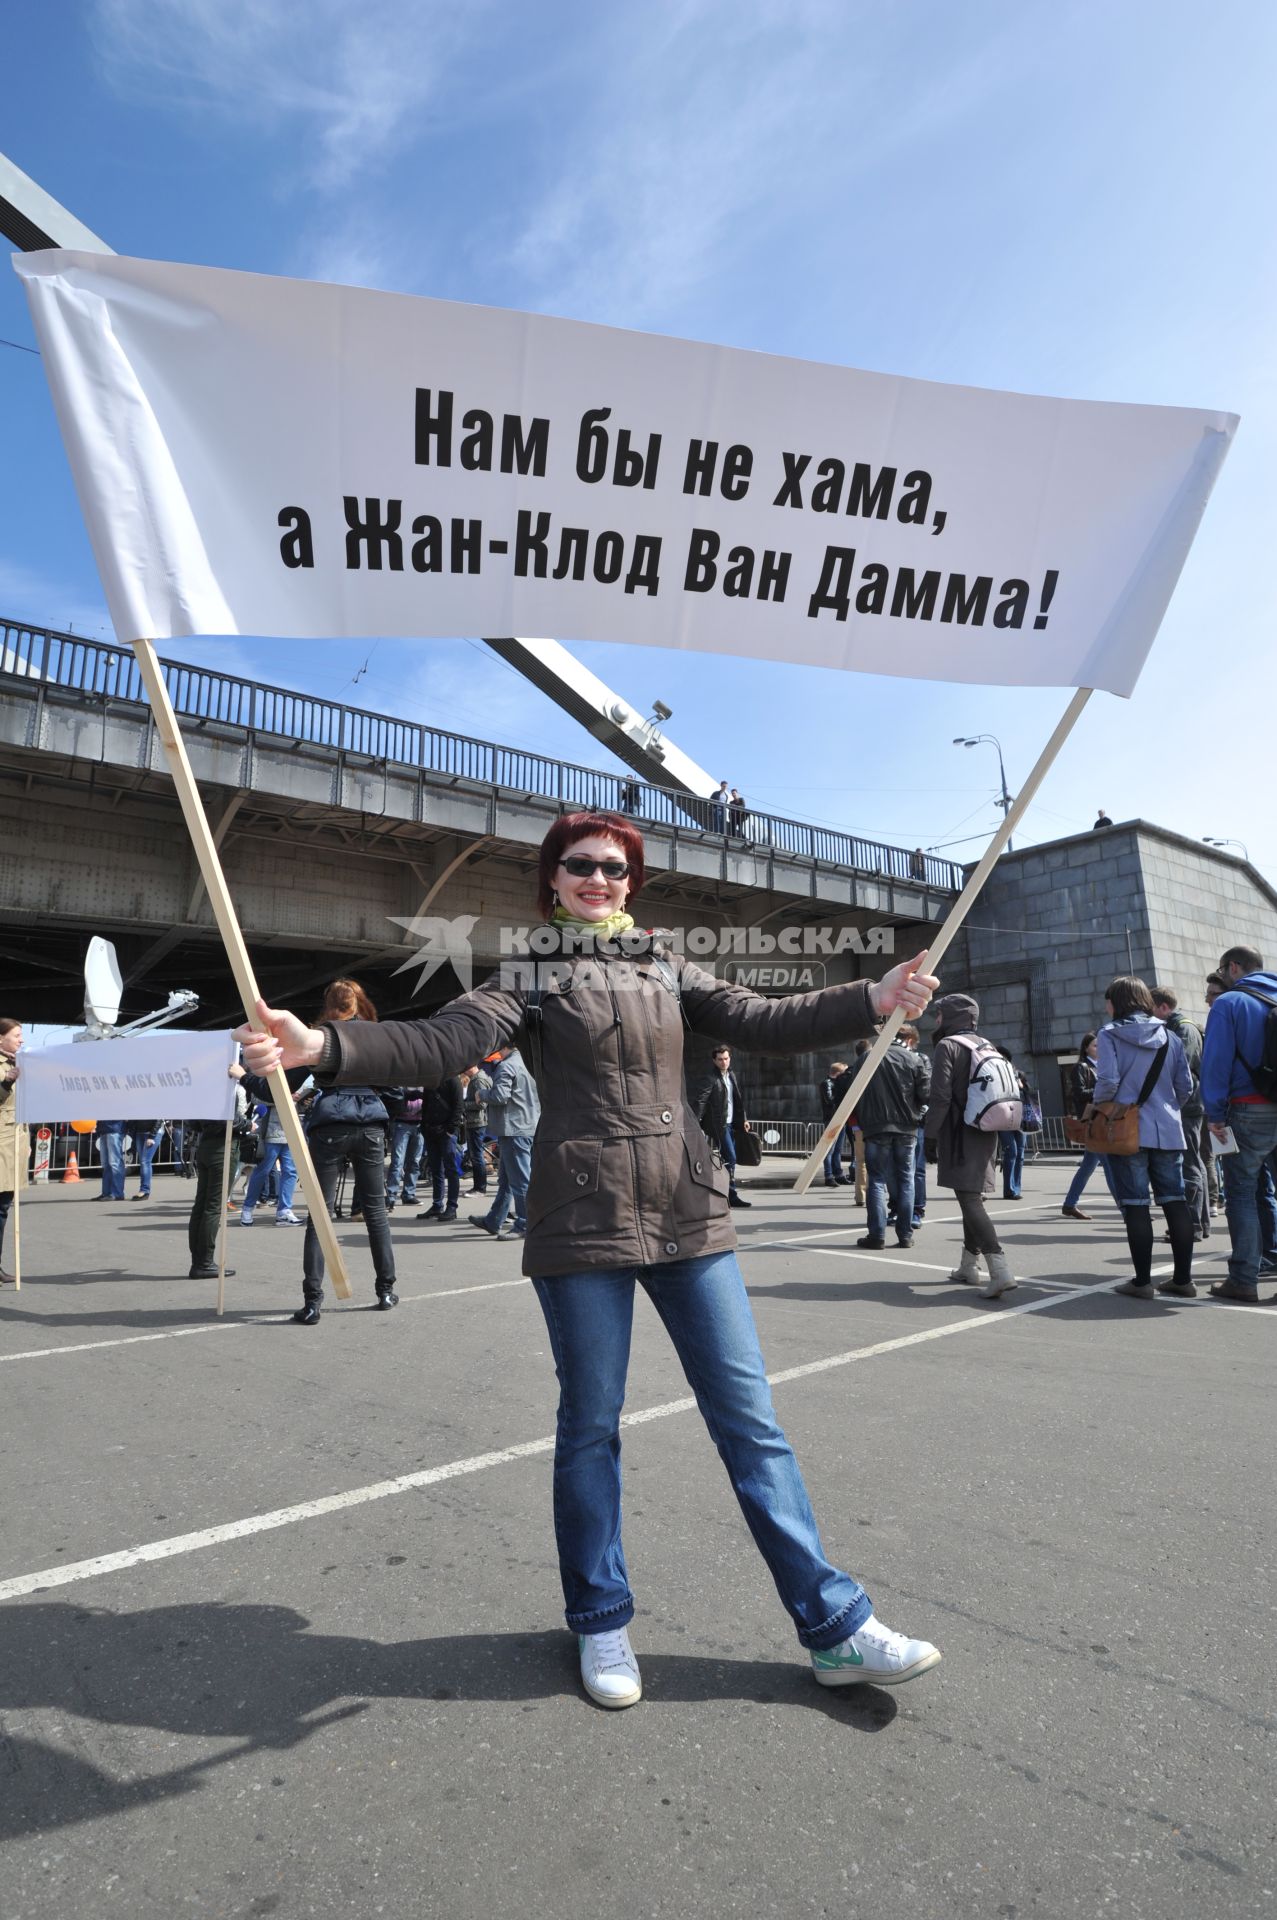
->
[2, 617, 965, 890]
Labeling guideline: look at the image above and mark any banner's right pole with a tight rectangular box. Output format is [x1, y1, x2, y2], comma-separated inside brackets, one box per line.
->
[792, 687, 1095, 1194]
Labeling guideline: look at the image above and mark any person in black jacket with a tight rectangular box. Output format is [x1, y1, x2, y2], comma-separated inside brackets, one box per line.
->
[818, 1062, 850, 1188]
[296, 979, 399, 1322]
[1060, 1032, 1118, 1220]
[854, 1031, 930, 1249]
[693, 1045, 753, 1209]
[417, 1074, 465, 1222]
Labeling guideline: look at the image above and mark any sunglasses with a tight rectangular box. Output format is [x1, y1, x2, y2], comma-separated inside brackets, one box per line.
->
[560, 855, 631, 880]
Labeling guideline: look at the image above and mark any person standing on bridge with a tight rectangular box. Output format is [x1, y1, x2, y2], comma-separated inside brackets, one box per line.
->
[238, 812, 943, 1709]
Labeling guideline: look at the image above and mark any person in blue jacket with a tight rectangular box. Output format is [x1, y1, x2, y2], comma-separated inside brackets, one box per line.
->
[1092, 976, 1193, 1301]
[1200, 944, 1277, 1303]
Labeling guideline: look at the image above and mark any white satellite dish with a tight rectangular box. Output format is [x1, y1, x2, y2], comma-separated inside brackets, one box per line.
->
[77, 935, 201, 1042]
[84, 935, 123, 1034]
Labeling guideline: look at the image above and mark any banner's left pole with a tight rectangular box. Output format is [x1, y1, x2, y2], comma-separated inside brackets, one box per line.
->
[130, 640, 351, 1298]
[215, 1110, 234, 1318]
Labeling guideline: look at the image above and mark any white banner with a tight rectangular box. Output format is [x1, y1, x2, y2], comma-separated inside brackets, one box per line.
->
[15, 1030, 237, 1124]
[15, 251, 1237, 697]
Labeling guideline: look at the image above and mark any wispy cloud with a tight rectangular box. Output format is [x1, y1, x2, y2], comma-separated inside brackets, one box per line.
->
[0, 559, 112, 642]
[504, 1, 1021, 330]
[90, 0, 480, 193]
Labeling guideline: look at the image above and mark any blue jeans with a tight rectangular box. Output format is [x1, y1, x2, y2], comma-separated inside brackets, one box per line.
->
[865, 1132, 917, 1240]
[530, 1252, 871, 1647]
[137, 1133, 160, 1196]
[97, 1124, 126, 1199]
[1107, 1147, 1186, 1208]
[913, 1124, 926, 1220]
[465, 1124, 489, 1194]
[1259, 1161, 1277, 1261]
[483, 1136, 532, 1231]
[244, 1141, 298, 1214]
[1063, 1151, 1118, 1210]
[386, 1123, 423, 1203]
[1220, 1104, 1277, 1289]
[1000, 1130, 1025, 1197]
[720, 1126, 738, 1183]
[822, 1135, 844, 1183]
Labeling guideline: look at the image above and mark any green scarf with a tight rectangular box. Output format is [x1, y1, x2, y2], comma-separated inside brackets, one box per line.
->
[551, 906, 636, 940]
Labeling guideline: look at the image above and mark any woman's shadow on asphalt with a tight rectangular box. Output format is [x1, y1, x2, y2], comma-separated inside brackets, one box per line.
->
[0, 1599, 898, 1840]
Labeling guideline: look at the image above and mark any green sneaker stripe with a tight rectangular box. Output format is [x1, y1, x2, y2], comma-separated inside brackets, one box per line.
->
[812, 1644, 864, 1669]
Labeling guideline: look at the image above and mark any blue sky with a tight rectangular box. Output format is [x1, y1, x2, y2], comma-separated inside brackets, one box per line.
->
[2, 0, 1274, 881]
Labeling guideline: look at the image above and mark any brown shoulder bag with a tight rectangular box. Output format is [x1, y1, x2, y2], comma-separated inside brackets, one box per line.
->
[1063, 1042, 1168, 1156]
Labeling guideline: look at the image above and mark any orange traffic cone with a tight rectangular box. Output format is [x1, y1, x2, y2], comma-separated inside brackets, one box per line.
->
[62, 1150, 81, 1184]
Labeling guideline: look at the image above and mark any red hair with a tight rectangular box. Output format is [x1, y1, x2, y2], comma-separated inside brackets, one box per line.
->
[536, 812, 646, 920]
[320, 978, 378, 1022]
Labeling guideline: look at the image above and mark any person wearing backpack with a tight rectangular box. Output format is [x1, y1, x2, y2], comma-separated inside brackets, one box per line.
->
[924, 994, 1020, 1300]
[1092, 976, 1195, 1301]
[1200, 944, 1277, 1302]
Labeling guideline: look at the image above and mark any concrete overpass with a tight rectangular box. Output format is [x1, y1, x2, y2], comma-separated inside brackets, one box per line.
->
[1, 620, 960, 1078]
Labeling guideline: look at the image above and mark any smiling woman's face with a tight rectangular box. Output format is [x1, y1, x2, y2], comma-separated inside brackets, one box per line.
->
[555, 835, 631, 921]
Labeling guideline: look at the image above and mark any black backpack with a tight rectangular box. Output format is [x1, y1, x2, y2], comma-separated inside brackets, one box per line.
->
[1237, 985, 1277, 1100]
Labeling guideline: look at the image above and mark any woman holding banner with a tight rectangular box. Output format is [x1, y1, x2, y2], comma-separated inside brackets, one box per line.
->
[0, 1017, 22, 1286]
[238, 813, 943, 1709]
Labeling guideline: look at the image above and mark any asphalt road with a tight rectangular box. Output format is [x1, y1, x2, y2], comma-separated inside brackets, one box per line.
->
[0, 1160, 1273, 1920]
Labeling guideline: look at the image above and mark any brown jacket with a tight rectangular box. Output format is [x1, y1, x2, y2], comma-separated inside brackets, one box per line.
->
[0, 1066, 20, 1193]
[318, 933, 878, 1277]
[924, 1027, 997, 1196]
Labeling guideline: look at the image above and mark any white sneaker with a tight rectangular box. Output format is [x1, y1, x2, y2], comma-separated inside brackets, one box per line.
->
[811, 1613, 941, 1689]
[578, 1626, 642, 1708]
[274, 1210, 301, 1225]
[239, 1208, 254, 1227]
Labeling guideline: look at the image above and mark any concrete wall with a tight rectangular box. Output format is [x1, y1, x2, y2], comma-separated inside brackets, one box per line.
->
[937, 822, 1277, 1115]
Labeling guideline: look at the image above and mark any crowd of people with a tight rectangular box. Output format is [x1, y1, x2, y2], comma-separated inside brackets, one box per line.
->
[1, 805, 1273, 1712]
[807, 944, 1277, 1305]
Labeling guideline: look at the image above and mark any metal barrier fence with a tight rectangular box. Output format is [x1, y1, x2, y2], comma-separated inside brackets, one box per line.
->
[27, 1124, 192, 1182]
[2, 616, 965, 891]
[753, 1115, 1082, 1159]
[753, 1118, 822, 1156]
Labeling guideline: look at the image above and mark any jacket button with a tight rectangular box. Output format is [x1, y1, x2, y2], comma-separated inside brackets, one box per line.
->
[661, 1109, 672, 1123]
[694, 1160, 703, 1174]
[575, 1172, 589, 1186]
[664, 1241, 678, 1255]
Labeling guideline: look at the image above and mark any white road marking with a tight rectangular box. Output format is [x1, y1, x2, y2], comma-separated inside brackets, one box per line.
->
[0, 1274, 1106, 1603]
[0, 1276, 532, 1366]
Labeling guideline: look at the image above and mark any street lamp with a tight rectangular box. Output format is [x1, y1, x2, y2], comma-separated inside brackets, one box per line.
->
[953, 734, 1014, 850]
[1203, 837, 1250, 862]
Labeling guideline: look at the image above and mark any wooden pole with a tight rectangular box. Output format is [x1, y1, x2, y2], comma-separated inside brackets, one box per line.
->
[792, 687, 1095, 1193]
[215, 1110, 234, 1318]
[130, 639, 351, 1297]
